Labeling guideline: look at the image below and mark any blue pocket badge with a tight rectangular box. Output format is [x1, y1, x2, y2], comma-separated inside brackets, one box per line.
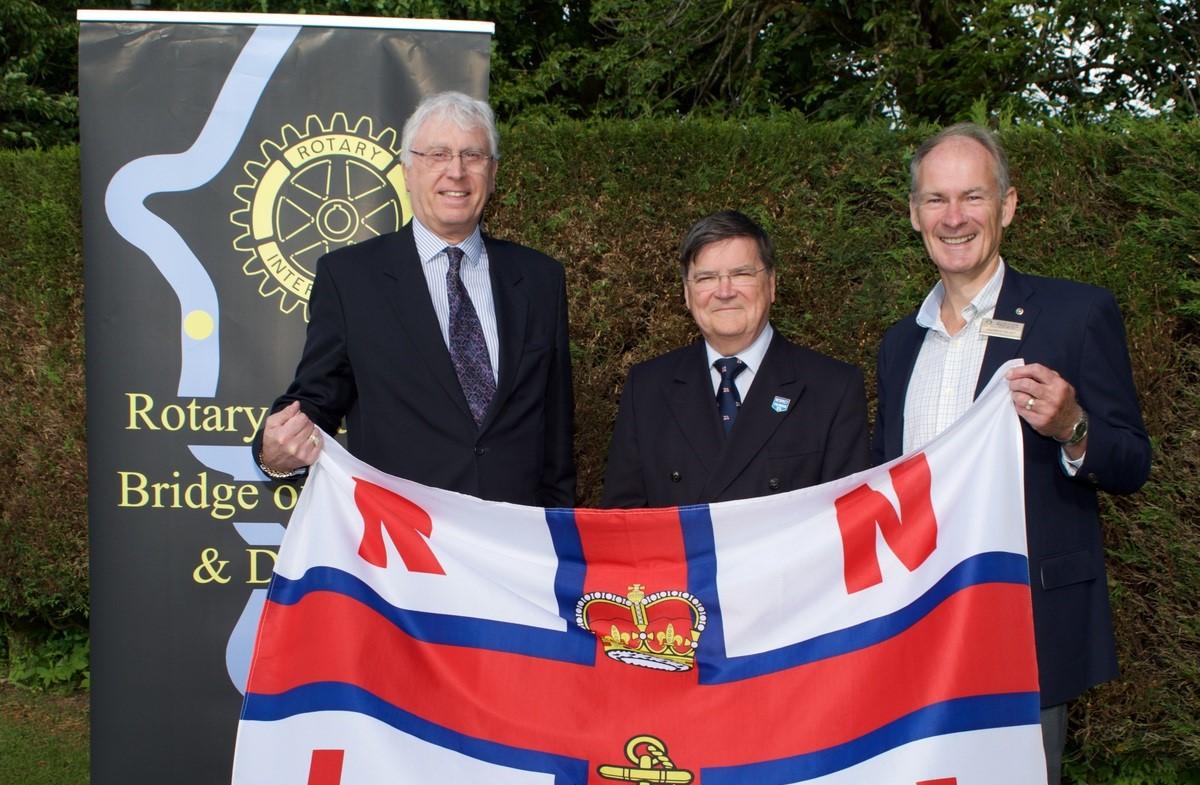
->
[771, 396, 791, 413]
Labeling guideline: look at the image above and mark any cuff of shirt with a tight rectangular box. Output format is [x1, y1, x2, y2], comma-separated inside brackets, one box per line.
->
[1060, 449, 1085, 476]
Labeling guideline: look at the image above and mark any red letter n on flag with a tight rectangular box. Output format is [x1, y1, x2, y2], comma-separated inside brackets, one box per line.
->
[835, 453, 937, 593]
[353, 478, 444, 574]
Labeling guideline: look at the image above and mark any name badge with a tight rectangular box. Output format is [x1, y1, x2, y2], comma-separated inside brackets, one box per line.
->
[980, 318, 1024, 340]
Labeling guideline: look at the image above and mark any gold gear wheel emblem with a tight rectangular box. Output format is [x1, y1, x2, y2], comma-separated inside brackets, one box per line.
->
[231, 113, 412, 320]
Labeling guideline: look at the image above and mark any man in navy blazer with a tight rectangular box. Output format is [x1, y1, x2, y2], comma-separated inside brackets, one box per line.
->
[254, 92, 575, 507]
[872, 123, 1150, 783]
[602, 210, 869, 508]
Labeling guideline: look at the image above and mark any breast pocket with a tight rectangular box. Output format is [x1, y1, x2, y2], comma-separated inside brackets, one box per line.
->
[764, 448, 823, 492]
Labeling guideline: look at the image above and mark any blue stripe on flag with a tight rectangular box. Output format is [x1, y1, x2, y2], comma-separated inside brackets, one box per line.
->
[242, 681, 589, 785]
[675, 498, 1030, 684]
[241, 683, 1037, 785]
[701, 691, 1041, 784]
[545, 508, 588, 632]
[700, 551, 1030, 683]
[268, 566, 596, 664]
[267, 516, 1027, 680]
[678, 505, 727, 670]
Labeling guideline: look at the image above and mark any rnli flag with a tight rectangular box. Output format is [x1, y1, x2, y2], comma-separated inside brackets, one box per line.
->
[231, 361, 1046, 785]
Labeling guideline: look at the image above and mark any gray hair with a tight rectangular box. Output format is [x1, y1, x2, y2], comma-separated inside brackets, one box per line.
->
[400, 91, 499, 165]
[910, 122, 1010, 196]
[679, 210, 776, 277]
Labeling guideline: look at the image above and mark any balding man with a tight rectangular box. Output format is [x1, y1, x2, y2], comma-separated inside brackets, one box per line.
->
[872, 123, 1151, 783]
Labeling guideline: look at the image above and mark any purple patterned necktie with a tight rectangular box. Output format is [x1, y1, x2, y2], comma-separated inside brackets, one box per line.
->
[714, 356, 746, 434]
[445, 246, 495, 425]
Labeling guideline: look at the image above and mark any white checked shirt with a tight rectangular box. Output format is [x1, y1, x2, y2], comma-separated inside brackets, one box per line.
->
[902, 263, 1006, 454]
[704, 323, 774, 400]
[903, 262, 1085, 471]
[413, 217, 500, 384]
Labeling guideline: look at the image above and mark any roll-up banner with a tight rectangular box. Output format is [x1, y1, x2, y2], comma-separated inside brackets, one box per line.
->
[78, 12, 493, 783]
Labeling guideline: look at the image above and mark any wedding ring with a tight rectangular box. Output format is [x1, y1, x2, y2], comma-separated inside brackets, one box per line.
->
[309, 432, 320, 448]
[1024, 396, 1036, 411]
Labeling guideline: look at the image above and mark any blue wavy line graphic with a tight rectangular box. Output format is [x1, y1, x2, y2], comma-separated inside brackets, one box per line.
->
[104, 24, 300, 396]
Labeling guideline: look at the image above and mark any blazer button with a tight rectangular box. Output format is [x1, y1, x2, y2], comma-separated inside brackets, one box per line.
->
[1087, 472, 1099, 484]
[670, 471, 682, 483]
[768, 478, 781, 491]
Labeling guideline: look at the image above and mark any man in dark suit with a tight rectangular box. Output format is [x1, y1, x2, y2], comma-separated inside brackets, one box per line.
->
[872, 123, 1151, 783]
[602, 210, 869, 508]
[254, 91, 575, 507]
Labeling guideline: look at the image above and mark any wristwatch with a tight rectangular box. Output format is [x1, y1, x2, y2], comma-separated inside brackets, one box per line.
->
[1056, 410, 1089, 446]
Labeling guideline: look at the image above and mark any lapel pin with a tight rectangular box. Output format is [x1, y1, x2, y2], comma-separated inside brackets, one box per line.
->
[770, 396, 791, 413]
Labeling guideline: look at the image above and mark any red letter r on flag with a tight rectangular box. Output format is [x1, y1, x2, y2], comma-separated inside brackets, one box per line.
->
[353, 478, 445, 574]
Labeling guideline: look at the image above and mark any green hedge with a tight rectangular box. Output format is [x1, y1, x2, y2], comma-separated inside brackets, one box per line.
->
[1, 119, 1197, 765]
[0, 147, 86, 628]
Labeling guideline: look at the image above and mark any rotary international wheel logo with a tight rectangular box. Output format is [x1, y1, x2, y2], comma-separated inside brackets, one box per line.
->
[231, 113, 412, 320]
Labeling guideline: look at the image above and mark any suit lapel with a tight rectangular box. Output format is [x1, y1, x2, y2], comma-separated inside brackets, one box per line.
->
[382, 225, 474, 422]
[666, 341, 723, 475]
[885, 318, 925, 459]
[974, 266, 1039, 399]
[479, 237, 527, 432]
[703, 333, 804, 500]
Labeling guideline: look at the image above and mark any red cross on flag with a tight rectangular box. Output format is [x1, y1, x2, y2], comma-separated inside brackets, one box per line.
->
[231, 362, 1046, 784]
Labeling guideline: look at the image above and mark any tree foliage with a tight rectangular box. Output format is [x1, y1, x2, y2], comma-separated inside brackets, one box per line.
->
[571, 0, 1199, 122]
[4, 1, 1198, 142]
[0, 0, 82, 147]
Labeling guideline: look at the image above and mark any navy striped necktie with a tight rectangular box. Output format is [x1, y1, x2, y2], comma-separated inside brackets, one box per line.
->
[714, 356, 746, 433]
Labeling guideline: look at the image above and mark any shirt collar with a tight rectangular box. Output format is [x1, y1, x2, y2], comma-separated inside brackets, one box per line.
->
[705, 322, 774, 372]
[915, 259, 1006, 332]
[412, 216, 485, 266]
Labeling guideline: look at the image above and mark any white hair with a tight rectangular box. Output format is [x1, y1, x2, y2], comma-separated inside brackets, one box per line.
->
[400, 91, 499, 165]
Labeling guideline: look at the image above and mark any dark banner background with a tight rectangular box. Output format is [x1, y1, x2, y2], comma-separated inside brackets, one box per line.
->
[79, 14, 490, 783]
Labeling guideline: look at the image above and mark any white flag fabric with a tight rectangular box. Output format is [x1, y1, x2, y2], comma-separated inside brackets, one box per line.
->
[232, 360, 1045, 785]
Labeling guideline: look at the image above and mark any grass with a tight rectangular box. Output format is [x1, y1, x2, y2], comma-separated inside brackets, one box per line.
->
[1066, 756, 1200, 785]
[0, 681, 88, 785]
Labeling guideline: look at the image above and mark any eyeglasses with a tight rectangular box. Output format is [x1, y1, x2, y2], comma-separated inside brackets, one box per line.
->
[687, 267, 768, 292]
[409, 149, 494, 173]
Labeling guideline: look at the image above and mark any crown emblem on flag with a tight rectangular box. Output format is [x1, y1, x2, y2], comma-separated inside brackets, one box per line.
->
[575, 584, 706, 672]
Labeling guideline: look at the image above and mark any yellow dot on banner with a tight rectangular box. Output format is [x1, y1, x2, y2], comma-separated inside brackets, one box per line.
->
[184, 310, 215, 340]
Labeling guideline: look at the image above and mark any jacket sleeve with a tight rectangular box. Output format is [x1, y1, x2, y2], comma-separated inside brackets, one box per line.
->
[600, 366, 649, 508]
[1073, 290, 1151, 494]
[821, 364, 871, 482]
[538, 269, 577, 507]
[251, 256, 356, 469]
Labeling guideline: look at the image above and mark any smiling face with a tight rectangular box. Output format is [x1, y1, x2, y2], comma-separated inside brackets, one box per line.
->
[683, 235, 776, 356]
[910, 136, 1017, 289]
[403, 114, 496, 244]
